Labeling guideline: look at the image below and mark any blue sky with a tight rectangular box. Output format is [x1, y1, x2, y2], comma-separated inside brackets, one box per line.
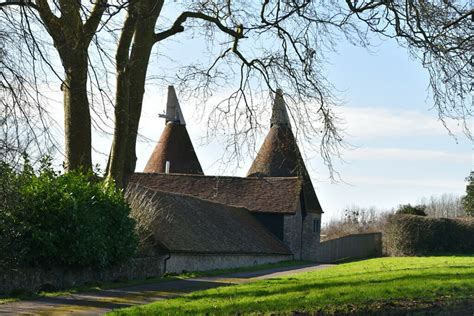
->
[129, 27, 471, 223]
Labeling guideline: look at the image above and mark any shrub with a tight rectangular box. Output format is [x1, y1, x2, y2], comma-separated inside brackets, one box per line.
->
[384, 214, 474, 256]
[396, 204, 427, 216]
[0, 159, 137, 268]
[462, 171, 473, 216]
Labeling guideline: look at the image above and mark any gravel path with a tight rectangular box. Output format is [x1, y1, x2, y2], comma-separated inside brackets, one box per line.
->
[0, 263, 334, 315]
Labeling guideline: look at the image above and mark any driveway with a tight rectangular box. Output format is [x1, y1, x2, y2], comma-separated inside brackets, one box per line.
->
[0, 263, 334, 315]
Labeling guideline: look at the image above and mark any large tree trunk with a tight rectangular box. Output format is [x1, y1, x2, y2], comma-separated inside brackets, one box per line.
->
[122, 43, 154, 182]
[63, 56, 92, 171]
[107, 68, 131, 186]
[31, 0, 106, 172]
[107, 0, 163, 187]
[110, 52, 152, 187]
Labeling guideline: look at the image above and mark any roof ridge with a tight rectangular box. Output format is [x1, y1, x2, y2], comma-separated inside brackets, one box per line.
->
[134, 172, 302, 181]
[128, 182, 252, 212]
[130, 172, 305, 214]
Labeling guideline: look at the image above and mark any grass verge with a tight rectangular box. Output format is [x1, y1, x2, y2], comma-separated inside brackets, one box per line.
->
[108, 256, 474, 315]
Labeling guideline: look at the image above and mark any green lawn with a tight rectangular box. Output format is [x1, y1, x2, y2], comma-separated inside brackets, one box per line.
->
[109, 256, 474, 315]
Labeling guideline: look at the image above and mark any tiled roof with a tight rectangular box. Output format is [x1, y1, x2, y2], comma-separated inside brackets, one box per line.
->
[143, 123, 203, 175]
[126, 184, 291, 255]
[247, 126, 323, 213]
[246, 89, 323, 213]
[130, 173, 302, 214]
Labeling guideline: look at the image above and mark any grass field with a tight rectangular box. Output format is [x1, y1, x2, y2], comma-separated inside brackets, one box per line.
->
[109, 256, 474, 315]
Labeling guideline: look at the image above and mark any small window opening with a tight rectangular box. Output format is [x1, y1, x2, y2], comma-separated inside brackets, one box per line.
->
[313, 219, 320, 233]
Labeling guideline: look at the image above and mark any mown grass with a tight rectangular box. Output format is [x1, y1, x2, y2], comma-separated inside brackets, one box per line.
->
[109, 256, 474, 315]
[0, 260, 307, 304]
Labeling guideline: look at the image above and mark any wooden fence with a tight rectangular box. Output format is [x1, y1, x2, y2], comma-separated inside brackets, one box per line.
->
[315, 232, 382, 263]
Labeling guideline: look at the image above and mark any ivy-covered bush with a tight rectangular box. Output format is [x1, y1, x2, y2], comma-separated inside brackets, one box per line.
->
[384, 214, 474, 256]
[0, 158, 137, 268]
[396, 204, 427, 216]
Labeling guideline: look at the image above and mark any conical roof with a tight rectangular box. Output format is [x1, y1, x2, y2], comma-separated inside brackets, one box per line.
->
[143, 86, 203, 175]
[247, 90, 323, 213]
[161, 86, 186, 125]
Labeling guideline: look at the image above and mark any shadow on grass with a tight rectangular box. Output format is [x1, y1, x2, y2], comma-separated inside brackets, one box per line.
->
[184, 271, 474, 302]
[158, 271, 474, 315]
[0, 279, 236, 314]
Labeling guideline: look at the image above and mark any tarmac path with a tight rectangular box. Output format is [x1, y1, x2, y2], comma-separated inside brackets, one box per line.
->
[0, 263, 334, 315]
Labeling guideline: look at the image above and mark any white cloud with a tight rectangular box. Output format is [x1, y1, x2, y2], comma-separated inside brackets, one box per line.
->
[347, 175, 463, 190]
[338, 107, 464, 139]
[343, 147, 472, 163]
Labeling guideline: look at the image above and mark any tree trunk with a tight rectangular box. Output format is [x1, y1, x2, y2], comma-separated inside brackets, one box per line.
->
[31, 0, 106, 172]
[108, 38, 154, 187]
[63, 56, 92, 171]
[107, 68, 130, 186]
[107, 0, 163, 187]
[122, 45, 154, 182]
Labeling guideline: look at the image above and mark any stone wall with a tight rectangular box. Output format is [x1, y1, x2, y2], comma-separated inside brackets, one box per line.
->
[314, 232, 383, 263]
[0, 257, 165, 295]
[301, 213, 322, 260]
[165, 253, 293, 273]
[283, 208, 303, 259]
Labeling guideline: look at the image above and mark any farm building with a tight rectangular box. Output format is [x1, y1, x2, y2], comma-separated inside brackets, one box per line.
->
[128, 86, 323, 272]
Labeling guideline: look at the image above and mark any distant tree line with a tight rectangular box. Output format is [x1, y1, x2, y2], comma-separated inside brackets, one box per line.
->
[322, 171, 473, 240]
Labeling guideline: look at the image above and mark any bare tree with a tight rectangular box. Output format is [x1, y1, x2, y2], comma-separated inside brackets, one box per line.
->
[1, 0, 472, 187]
[345, 0, 473, 138]
[419, 193, 465, 218]
[0, 20, 59, 167]
[322, 205, 392, 241]
[107, 0, 359, 185]
[1, 0, 109, 170]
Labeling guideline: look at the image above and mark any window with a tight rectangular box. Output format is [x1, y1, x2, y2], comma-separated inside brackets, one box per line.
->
[313, 218, 320, 233]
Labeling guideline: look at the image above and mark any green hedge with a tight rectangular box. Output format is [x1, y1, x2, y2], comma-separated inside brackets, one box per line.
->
[384, 214, 474, 256]
[0, 159, 137, 269]
[396, 204, 427, 216]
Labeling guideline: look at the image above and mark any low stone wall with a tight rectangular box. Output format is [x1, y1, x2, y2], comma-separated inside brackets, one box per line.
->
[166, 253, 293, 273]
[0, 257, 165, 295]
[315, 232, 382, 263]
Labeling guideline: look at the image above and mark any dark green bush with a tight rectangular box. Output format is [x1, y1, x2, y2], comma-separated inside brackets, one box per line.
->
[0, 159, 137, 268]
[384, 214, 474, 256]
[396, 204, 427, 216]
[462, 171, 473, 216]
